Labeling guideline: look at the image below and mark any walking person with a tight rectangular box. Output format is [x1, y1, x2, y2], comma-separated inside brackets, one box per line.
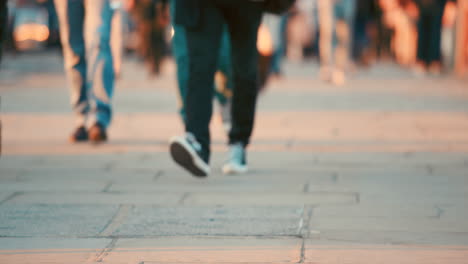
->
[413, 0, 449, 75]
[455, 0, 468, 76]
[54, 0, 116, 143]
[169, 0, 264, 177]
[318, 0, 356, 85]
[0, 0, 7, 66]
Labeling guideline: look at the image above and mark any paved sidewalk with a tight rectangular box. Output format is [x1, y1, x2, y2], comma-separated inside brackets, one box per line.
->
[1, 52, 468, 263]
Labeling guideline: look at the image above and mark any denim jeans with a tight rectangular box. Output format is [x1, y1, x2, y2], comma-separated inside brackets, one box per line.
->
[318, 0, 355, 71]
[54, 0, 115, 128]
[170, 0, 232, 122]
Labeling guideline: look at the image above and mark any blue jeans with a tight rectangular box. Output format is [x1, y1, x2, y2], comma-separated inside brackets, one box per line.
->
[170, 0, 232, 122]
[54, 0, 115, 128]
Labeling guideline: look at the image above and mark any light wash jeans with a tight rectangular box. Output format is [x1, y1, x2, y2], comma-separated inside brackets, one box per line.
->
[318, 0, 355, 73]
[54, 0, 115, 128]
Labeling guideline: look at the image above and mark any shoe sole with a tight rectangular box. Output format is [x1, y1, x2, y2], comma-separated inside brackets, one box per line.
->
[222, 163, 248, 175]
[69, 137, 88, 143]
[170, 138, 209, 178]
[89, 133, 107, 144]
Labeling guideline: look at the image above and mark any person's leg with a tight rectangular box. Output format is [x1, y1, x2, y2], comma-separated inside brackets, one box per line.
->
[184, 2, 224, 162]
[270, 14, 288, 75]
[170, 0, 190, 121]
[427, 9, 445, 66]
[0, 0, 7, 66]
[84, 0, 115, 132]
[333, 0, 355, 85]
[318, 0, 334, 80]
[54, 0, 89, 140]
[455, 0, 468, 75]
[218, 0, 262, 174]
[222, 2, 262, 147]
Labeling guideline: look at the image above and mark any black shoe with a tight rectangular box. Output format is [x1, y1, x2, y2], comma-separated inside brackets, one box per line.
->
[169, 133, 210, 177]
[88, 123, 107, 143]
[69, 126, 88, 143]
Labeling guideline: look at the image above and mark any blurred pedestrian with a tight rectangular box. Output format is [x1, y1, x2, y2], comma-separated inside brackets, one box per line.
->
[54, 0, 116, 143]
[169, 0, 264, 177]
[455, 0, 468, 76]
[413, 0, 449, 75]
[318, 0, 356, 85]
[0, 0, 7, 66]
[130, 0, 170, 75]
[353, 0, 379, 66]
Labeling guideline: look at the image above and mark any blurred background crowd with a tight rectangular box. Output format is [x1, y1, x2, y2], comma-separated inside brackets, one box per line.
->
[1, 0, 467, 85]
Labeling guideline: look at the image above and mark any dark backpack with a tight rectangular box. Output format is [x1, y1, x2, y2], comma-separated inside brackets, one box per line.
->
[262, 0, 296, 14]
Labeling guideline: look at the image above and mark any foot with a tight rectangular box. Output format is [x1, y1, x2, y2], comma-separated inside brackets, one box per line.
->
[222, 143, 248, 175]
[88, 123, 108, 143]
[331, 70, 346, 86]
[69, 126, 88, 143]
[412, 62, 427, 77]
[169, 133, 210, 177]
[319, 66, 332, 82]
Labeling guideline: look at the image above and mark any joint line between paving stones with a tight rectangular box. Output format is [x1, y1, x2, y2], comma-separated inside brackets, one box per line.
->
[0, 191, 22, 205]
[90, 238, 118, 263]
[297, 239, 306, 263]
[355, 192, 360, 204]
[101, 181, 114, 193]
[297, 205, 313, 263]
[178, 192, 190, 205]
[153, 170, 164, 181]
[99, 204, 132, 237]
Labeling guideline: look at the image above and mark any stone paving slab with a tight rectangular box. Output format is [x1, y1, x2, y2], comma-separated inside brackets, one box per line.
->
[0, 204, 118, 237]
[303, 244, 468, 264]
[113, 206, 304, 237]
[109, 182, 306, 193]
[308, 216, 468, 233]
[6, 192, 185, 206]
[4, 112, 468, 155]
[0, 192, 14, 204]
[184, 192, 357, 206]
[101, 237, 302, 263]
[313, 204, 438, 218]
[0, 182, 108, 192]
[307, 231, 468, 245]
[15, 171, 156, 184]
[0, 237, 111, 250]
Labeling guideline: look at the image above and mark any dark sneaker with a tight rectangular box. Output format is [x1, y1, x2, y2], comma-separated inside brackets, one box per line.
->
[69, 126, 88, 143]
[88, 123, 107, 143]
[222, 143, 248, 175]
[169, 133, 210, 177]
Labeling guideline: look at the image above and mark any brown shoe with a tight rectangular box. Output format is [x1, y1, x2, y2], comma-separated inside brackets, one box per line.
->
[88, 123, 107, 143]
[69, 126, 88, 143]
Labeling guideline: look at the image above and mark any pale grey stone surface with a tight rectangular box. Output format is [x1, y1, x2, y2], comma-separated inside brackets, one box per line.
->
[1, 52, 468, 263]
[0, 238, 111, 250]
[0, 204, 118, 237]
[113, 206, 304, 236]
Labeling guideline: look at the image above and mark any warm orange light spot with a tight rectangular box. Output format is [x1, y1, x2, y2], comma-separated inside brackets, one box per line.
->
[14, 24, 50, 42]
[257, 24, 273, 56]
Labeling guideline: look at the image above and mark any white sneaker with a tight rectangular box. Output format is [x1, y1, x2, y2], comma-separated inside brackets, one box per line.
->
[169, 133, 210, 177]
[222, 143, 248, 175]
